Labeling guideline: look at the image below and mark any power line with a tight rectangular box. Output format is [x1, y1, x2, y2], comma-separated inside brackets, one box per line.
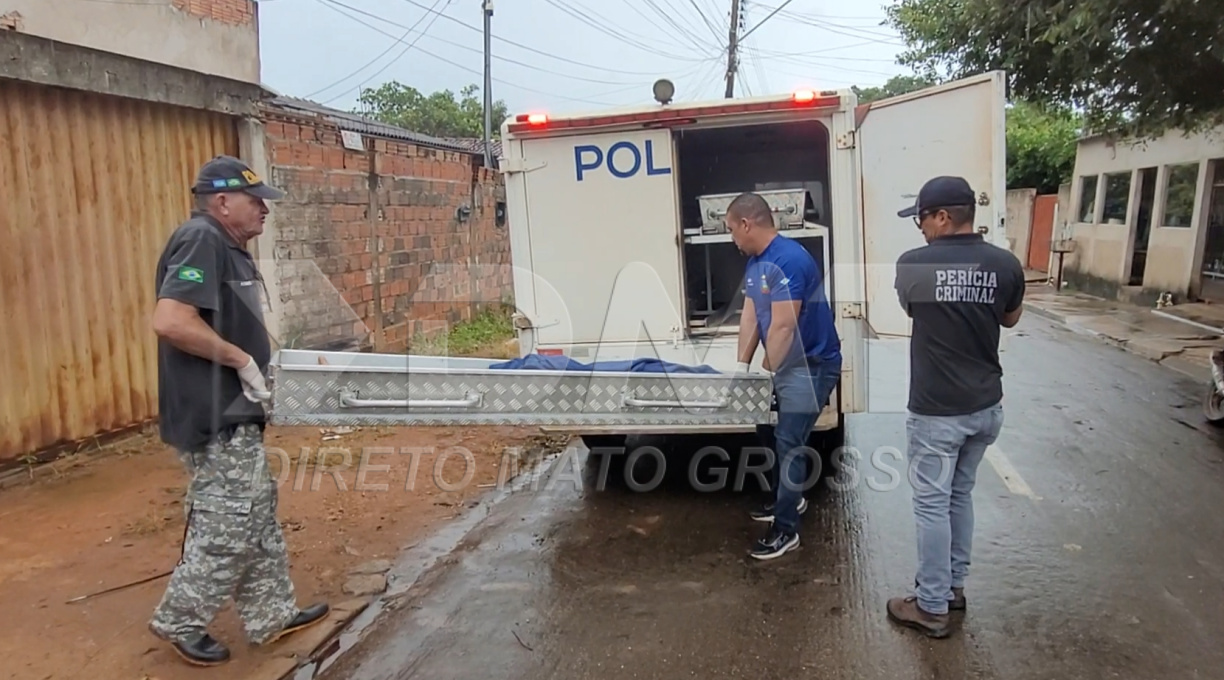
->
[317, 0, 668, 107]
[386, 0, 709, 75]
[749, 44, 771, 94]
[776, 10, 904, 44]
[324, 0, 658, 86]
[737, 0, 795, 42]
[750, 2, 891, 23]
[755, 39, 902, 58]
[542, 0, 718, 62]
[324, 0, 451, 105]
[688, 56, 727, 101]
[765, 52, 901, 64]
[303, 0, 446, 99]
[637, 0, 714, 53]
[678, 0, 725, 42]
[768, 60, 901, 81]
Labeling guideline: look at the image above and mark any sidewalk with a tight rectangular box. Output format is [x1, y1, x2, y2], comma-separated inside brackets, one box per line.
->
[1023, 283, 1223, 379]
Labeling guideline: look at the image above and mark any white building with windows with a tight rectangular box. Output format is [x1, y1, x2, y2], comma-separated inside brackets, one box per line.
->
[1061, 126, 1224, 303]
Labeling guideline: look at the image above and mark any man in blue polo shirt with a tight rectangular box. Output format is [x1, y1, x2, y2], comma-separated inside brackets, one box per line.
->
[726, 192, 842, 560]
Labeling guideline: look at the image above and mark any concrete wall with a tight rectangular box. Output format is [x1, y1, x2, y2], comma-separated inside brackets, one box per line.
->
[1065, 126, 1224, 299]
[261, 106, 512, 352]
[2, 0, 259, 83]
[1005, 188, 1037, 261]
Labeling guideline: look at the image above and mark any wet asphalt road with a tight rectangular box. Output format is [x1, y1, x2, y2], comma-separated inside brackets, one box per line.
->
[312, 314, 1224, 680]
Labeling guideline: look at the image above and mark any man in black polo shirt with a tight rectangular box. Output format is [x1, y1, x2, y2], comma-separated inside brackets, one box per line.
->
[147, 156, 327, 666]
[884, 176, 1025, 639]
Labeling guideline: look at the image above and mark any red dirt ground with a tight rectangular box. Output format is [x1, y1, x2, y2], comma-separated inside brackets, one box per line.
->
[0, 423, 561, 680]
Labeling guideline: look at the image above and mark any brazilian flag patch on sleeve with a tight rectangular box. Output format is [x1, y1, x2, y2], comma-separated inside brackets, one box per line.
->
[178, 266, 205, 284]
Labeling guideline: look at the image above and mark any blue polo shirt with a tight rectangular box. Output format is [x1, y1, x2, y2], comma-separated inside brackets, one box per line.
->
[744, 235, 841, 368]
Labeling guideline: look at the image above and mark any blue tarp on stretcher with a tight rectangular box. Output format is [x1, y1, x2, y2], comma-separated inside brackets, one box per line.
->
[488, 354, 722, 374]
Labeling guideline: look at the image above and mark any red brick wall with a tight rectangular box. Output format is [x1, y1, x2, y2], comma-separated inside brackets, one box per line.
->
[262, 106, 512, 352]
[172, 0, 255, 26]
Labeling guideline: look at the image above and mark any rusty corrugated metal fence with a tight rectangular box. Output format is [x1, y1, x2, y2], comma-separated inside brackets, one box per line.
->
[0, 79, 239, 461]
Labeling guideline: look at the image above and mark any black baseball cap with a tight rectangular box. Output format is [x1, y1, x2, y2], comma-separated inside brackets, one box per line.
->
[191, 155, 285, 200]
[897, 176, 976, 218]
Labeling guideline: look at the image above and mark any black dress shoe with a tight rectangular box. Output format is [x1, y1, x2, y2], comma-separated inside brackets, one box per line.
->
[266, 603, 330, 644]
[171, 634, 231, 666]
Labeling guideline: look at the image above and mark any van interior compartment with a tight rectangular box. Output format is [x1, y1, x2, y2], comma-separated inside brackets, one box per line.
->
[675, 120, 833, 335]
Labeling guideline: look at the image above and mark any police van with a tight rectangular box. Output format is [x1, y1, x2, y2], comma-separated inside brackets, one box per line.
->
[493, 72, 1007, 450]
[264, 72, 1007, 459]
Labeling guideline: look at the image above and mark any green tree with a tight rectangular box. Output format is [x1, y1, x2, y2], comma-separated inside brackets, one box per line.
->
[851, 74, 935, 104]
[882, 0, 1224, 138]
[355, 82, 509, 139]
[1006, 101, 1081, 193]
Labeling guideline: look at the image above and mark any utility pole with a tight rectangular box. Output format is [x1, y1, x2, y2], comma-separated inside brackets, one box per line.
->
[482, 0, 494, 168]
[724, 0, 793, 98]
[723, 0, 741, 98]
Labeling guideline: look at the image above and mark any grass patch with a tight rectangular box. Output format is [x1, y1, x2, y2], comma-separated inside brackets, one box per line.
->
[411, 304, 517, 358]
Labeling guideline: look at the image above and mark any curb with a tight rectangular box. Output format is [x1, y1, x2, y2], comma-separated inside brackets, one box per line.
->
[1025, 302, 1208, 382]
[1022, 302, 1070, 325]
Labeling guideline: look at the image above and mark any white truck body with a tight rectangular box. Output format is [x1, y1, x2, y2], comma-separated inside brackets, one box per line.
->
[497, 72, 1009, 444]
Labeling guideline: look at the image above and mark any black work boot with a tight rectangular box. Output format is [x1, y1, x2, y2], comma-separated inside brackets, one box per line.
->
[171, 634, 231, 666]
[265, 603, 331, 644]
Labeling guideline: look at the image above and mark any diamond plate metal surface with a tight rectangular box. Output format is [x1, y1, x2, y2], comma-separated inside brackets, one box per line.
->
[267, 365, 774, 428]
[698, 188, 807, 233]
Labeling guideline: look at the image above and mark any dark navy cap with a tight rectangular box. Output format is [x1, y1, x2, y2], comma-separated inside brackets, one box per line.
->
[191, 155, 285, 200]
[897, 176, 976, 218]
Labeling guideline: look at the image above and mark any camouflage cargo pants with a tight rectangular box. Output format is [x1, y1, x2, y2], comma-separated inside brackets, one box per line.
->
[149, 423, 298, 645]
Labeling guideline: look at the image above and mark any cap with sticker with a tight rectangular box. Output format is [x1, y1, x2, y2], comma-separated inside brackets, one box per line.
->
[191, 155, 285, 200]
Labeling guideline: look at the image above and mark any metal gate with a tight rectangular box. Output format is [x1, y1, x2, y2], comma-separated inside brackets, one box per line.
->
[1027, 194, 1058, 272]
[0, 80, 240, 462]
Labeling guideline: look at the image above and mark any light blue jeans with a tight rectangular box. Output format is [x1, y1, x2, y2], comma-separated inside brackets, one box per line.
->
[758, 356, 842, 534]
[906, 402, 1004, 615]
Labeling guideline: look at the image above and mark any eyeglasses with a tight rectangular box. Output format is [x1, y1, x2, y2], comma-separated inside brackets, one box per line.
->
[912, 210, 935, 228]
[912, 204, 971, 227]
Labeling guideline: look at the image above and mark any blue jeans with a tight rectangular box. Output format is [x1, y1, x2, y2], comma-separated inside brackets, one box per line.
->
[757, 356, 841, 534]
[906, 403, 1004, 614]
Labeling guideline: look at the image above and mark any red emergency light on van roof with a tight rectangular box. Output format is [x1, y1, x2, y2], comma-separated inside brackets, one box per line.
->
[507, 92, 840, 134]
[514, 112, 549, 125]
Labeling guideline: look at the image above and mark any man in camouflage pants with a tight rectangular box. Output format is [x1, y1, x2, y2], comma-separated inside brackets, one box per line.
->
[148, 156, 328, 666]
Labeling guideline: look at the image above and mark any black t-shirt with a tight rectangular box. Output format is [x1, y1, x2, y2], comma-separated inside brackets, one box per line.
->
[155, 212, 272, 451]
[894, 233, 1025, 416]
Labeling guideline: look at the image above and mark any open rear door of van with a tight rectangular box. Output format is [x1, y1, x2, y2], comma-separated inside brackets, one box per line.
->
[847, 71, 1008, 455]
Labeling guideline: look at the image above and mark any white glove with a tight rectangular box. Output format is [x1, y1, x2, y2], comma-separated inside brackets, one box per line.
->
[237, 357, 270, 403]
[734, 361, 752, 375]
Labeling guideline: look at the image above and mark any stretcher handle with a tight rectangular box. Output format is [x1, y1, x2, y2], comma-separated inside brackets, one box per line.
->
[250, 390, 272, 401]
[705, 205, 797, 219]
[338, 388, 483, 409]
[621, 394, 729, 410]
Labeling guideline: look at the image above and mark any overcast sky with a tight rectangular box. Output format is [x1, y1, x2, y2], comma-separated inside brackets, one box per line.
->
[257, 0, 911, 117]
